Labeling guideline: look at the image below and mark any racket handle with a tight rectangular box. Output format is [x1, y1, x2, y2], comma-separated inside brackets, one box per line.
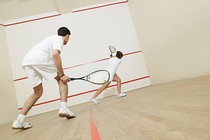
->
[69, 78, 76, 81]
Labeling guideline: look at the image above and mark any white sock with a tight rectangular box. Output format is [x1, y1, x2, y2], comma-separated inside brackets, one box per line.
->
[17, 114, 25, 122]
[60, 102, 67, 108]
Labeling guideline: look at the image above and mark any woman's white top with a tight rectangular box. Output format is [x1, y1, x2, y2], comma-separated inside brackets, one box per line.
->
[106, 57, 122, 81]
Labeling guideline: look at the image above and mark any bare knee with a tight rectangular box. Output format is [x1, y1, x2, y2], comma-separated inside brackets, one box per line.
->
[33, 83, 43, 98]
[116, 78, 121, 84]
[103, 82, 111, 88]
[54, 75, 60, 85]
[118, 78, 122, 83]
[113, 74, 121, 83]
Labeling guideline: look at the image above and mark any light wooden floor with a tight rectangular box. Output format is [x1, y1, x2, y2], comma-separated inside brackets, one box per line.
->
[1, 75, 210, 140]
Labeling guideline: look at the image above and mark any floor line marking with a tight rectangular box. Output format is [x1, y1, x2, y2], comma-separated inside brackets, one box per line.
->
[90, 110, 101, 140]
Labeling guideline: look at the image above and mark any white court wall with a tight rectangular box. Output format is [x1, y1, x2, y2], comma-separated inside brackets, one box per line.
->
[0, 23, 19, 125]
[128, 0, 210, 84]
[4, 3, 150, 116]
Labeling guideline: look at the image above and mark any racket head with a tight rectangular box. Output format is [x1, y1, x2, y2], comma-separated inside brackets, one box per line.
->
[70, 70, 110, 85]
[109, 45, 116, 53]
[109, 45, 117, 56]
[86, 70, 110, 85]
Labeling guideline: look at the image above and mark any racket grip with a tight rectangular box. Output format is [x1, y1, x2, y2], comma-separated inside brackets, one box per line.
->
[69, 78, 76, 81]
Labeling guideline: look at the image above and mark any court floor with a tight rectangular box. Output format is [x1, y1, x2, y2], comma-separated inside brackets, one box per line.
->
[1, 75, 210, 140]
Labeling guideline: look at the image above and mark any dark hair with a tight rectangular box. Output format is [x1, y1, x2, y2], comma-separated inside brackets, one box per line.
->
[116, 51, 123, 59]
[57, 27, 71, 36]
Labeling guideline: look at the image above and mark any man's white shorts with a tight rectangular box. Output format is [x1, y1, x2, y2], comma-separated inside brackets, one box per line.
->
[22, 65, 58, 88]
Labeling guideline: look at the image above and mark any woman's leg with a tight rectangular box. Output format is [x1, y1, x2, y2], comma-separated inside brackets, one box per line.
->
[92, 82, 111, 99]
[113, 74, 126, 97]
[112, 74, 122, 94]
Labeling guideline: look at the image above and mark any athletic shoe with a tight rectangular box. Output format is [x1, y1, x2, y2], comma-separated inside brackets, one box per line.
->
[59, 107, 76, 119]
[12, 120, 32, 130]
[90, 98, 99, 104]
[118, 93, 126, 98]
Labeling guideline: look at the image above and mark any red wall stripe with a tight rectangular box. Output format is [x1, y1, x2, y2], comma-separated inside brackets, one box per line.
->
[124, 50, 142, 56]
[14, 77, 27, 82]
[1, 0, 129, 27]
[3, 14, 61, 27]
[72, 0, 129, 13]
[18, 75, 150, 110]
[14, 50, 142, 82]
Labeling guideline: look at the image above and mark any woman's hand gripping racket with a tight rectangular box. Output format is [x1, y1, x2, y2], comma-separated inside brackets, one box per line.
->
[69, 70, 110, 85]
[109, 45, 116, 57]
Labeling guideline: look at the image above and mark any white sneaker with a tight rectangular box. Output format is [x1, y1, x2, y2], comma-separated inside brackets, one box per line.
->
[90, 98, 99, 104]
[118, 93, 126, 98]
[59, 107, 76, 119]
[12, 120, 32, 130]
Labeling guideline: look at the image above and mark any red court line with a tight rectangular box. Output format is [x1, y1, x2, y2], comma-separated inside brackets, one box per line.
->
[64, 50, 141, 69]
[18, 88, 98, 110]
[18, 75, 150, 110]
[63, 58, 109, 70]
[72, 0, 129, 13]
[90, 110, 101, 140]
[2, 14, 61, 27]
[122, 76, 150, 84]
[14, 50, 142, 82]
[2, 0, 128, 27]
[124, 50, 142, 56]
[14, 77, 27, 82]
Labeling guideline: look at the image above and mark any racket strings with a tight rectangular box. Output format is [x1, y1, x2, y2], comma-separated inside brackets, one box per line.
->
[87, 71, 110, 84]
[109, 45, 116, 53]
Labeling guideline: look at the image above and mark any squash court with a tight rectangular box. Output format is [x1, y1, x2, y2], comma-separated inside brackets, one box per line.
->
[1, 0, 210, 140]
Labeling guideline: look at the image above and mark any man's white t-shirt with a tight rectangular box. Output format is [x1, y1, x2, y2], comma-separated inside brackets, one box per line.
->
[106, 57, 122, 81]
[22, 35, 63, 66]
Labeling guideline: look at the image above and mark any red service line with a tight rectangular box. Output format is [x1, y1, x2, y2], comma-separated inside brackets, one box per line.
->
[14, 50, 142, 82]
[72, 0, 129, 13]
[63, 58, 109, 70]
[124, 50, 142, 56]
[18, 75, 150, 110]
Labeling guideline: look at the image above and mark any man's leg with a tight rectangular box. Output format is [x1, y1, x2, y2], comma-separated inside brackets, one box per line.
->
[55, 76, 76, 119]
[12, 83, 43, 129]
[21, 83, 43, 115]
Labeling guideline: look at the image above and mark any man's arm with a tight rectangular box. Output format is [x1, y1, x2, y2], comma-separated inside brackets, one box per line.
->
[52, 49, 70, 83]
[52, 49, 64, 76]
